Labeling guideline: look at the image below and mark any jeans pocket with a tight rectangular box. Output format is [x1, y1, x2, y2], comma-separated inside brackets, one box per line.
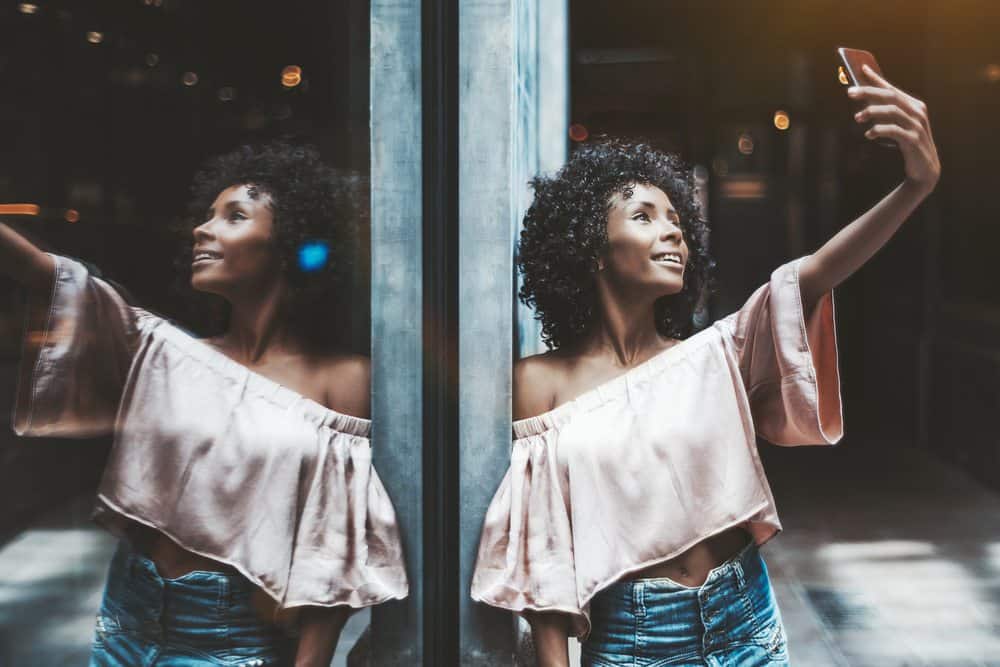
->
[752, 620, 788, 661]
[92, 614, 123, 648]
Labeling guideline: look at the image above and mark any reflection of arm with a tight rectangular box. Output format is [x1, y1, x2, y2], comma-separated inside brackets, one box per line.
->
[295, 607, 350, 667]
[0, 222, 55, 292]
[525, 611, 572, 667]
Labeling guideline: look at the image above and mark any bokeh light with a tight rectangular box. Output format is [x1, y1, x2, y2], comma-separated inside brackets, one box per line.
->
[145, 53, 160, 67]
[773, 110, 790, 131]
[86, 31, 104, 45]
[64, 209, 80, 223]
[281, 65, 303, 88]
[737, 132, 755, 155]
[182, 71, 199, 86]
[297, 241, 330, 272]
[984, 64, 1000, 83]
[568, 123, 589, 142]
[18, 3, 39, 15]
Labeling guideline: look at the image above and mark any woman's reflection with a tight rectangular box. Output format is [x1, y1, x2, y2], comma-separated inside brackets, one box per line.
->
[3, 142, 407, 665]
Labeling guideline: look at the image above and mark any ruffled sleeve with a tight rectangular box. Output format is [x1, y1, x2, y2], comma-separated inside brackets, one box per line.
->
[716, 256, 843, 446]
[14, 254, 147, 438]
[283, 414, 409, 609]
[471, 422, 589, 638]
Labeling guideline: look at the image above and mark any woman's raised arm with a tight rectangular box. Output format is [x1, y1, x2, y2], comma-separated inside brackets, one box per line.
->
[798, 64, 941, 313]
[0, 222, 55, 291]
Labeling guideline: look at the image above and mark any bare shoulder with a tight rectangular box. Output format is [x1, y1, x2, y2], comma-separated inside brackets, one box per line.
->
[512, 351, 568, 421]
[316, 353, 371, 419]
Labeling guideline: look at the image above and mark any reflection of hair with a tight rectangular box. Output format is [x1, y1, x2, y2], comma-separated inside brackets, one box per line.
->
[176, 141, 367, 350]
[518, 138, 714, 351]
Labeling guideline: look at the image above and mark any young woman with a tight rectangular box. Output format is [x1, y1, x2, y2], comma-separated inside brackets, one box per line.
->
[472, 67, 939, 665]
[4, 142, 408, 666]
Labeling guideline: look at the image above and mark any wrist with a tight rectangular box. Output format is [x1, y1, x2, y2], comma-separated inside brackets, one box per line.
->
[901, 175, 937, 199]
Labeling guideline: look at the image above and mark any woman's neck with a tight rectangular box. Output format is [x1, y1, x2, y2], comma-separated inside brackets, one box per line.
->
[219, 279, 299, 363]
[584, 286, 667, 367]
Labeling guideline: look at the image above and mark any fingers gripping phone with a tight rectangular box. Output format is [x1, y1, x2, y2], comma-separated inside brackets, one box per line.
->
[837, 47, 897, 149]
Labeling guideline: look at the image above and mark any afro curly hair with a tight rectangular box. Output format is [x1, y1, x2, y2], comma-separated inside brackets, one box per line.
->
[518, 138, 714, 351]
[176, 140, 366, 350]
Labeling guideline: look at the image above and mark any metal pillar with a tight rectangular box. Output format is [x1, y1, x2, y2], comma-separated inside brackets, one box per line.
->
[370, 1, 423, 663]
[458, 0, 517, 662]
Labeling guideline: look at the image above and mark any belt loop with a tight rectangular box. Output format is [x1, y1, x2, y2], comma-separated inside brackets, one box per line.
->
[633, 582, 646, 619]
[218, 574, 230, 614]
[733, 559, 746, 591]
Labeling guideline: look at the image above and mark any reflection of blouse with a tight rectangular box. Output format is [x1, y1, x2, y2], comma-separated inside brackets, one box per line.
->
[14, 254, 408, 611]
[471, 257, 843, 639]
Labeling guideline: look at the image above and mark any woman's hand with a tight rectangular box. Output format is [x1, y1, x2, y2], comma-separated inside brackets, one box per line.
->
[849, 64, 941, 194]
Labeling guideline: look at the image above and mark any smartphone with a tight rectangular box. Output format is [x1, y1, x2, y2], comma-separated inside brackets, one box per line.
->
[836, 47, 897, 148]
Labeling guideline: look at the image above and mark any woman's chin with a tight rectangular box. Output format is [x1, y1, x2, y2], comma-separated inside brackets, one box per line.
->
[190, 277, 225, 296]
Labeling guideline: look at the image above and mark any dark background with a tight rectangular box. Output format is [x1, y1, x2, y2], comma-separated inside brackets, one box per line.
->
[0, 0, 370, 537]
[571, 0, 1000, 490]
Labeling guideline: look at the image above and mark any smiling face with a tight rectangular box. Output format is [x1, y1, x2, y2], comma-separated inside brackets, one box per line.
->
[599, 182, 689, 299]
[190, 184, 284, 298]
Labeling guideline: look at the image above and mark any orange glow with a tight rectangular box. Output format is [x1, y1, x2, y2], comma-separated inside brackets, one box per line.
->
[984, 64, 1000, 83]
[86, 31, 104, 45]
[281, 65, 303, 88]
[773, 110, 790, 131]
[837, 66, 850, 86]
[568, 123, 589, 142]
[182, 71, 199, 86]
[720, 177, 768, 200]
[0, 204, 41, 216]
[18, 3, 39, 14]
[64, 209, 80, 223]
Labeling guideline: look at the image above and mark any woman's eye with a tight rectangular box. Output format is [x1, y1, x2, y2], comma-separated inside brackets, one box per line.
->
[229, 212, 247, 222]
[633, 212, 650, 222]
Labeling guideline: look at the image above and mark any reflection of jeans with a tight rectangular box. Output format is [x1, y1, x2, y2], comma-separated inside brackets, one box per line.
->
[581, 542, 789, 667]
[90, 541, 295, 666]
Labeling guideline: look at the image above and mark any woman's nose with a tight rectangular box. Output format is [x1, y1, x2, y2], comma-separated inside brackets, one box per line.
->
[660, 220, 683, 241]
[192, 220, 214, 241]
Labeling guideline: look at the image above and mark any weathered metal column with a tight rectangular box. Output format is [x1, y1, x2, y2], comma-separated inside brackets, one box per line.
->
[370, 1, 423, 663]
[459, 0, 570, 664]
[458, 0, 517, 662]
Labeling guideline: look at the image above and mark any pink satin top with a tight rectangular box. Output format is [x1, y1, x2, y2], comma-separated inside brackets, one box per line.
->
[471, 257, 843, 638]
[14, 254, 408, 612]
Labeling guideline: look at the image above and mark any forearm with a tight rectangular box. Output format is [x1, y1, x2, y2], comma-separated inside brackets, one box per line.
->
[799, 179, 933, 311]
[0, 222, 55, 291]
[294, 606, 350, 667]
[525, 611, 571, 667]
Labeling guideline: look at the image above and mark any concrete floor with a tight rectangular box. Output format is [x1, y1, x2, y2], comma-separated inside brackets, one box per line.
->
[761, 444, 1000, 667]
[1, 445, 998, 666]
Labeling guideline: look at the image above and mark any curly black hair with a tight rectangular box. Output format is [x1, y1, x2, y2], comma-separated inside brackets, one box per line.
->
[175, 140, 366, 350]
[518, 138, 714, 350]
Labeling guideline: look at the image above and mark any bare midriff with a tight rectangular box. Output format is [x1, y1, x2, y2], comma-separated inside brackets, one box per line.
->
[129, 523, 239, 579]
[624, 525, 751, 587]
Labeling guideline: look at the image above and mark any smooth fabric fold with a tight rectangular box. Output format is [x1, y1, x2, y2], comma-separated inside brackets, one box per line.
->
[472, 256, 843, 639]
[14, 254, 408, 611]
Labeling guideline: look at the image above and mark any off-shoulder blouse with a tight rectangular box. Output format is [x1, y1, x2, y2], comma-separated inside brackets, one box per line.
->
[471, 257, 843, 639]
[13, 254, 408, 611]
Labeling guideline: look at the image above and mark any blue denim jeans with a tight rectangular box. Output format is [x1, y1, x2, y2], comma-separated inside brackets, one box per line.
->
[90, 541, 296, 666]
[581, 542, 789, 666]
